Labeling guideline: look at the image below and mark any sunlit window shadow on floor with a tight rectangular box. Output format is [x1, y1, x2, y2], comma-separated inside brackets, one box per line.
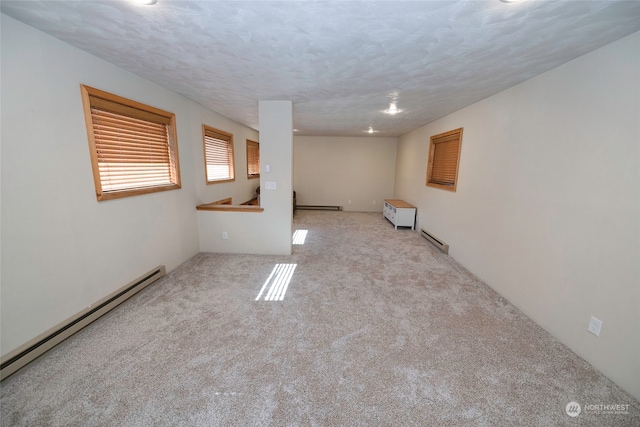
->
[255, 264, 297, 301]
[292, 229, 308, 245]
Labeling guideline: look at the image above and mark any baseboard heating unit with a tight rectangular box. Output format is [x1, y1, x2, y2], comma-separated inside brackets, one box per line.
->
[420, 228, 449, 254]
[0, 265, 166, 380]
[296, 205, 343, 211]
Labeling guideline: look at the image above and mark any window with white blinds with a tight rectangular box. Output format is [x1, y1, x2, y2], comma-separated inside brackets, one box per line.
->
[426, 128, 463, 192]
[80, 85, 181, 201]
[203, 126, 235, 184]
[246, 139, 260, 179]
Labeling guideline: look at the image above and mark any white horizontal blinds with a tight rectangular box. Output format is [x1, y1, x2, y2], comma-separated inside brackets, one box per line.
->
[429, 131, 461, 187]
[247, 140, 260, 177]
[204, 128, 234, 182]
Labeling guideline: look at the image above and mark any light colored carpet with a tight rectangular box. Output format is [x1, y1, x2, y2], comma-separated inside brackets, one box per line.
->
[1, 211, 638, 426]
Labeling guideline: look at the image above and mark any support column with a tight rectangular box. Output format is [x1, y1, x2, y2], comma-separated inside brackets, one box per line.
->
[258, 101, 293, 255]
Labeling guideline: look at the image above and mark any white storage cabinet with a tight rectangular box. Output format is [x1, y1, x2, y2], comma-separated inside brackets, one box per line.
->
[383, 199, 416, 230]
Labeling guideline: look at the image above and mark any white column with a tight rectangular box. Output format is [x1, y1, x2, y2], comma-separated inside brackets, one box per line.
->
[259, 100, 293, 255]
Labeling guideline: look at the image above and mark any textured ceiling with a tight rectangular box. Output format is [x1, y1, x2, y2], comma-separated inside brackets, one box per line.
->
[2, 0, 640, 137]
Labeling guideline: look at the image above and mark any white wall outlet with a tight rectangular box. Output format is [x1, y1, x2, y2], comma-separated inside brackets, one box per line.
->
[588, 316, 602, 336]
[222, 231, 228, 240]
[348, 200, 352, 204]
[265, 164, 270, 173]
[265, 181, 276, 190]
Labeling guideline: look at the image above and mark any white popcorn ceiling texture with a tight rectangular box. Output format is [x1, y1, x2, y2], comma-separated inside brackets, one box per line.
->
[2, 0, 639, 136]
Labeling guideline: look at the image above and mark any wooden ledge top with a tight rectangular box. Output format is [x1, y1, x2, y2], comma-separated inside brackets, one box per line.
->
[196, 203, 264, 213]
[384, 199, 416, 209]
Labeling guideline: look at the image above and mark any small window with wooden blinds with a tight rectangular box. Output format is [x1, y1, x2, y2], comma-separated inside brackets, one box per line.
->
[426, 128, 463, 192]
[203, 125, 235, 184]
[246, 139, 260, 179]
[80, 85, 181, 201]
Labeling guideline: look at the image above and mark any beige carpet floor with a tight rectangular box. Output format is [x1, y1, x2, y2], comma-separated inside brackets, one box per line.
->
[1, 210, 638, 426]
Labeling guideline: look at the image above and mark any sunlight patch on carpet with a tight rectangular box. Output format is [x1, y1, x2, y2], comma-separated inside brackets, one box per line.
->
[255, 263, 297, 301]
[292, 229, 308, 245]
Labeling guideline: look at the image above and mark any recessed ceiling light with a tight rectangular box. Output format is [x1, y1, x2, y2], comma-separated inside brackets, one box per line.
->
[131, 0, 157, 5]
[366, 126, 379, 134]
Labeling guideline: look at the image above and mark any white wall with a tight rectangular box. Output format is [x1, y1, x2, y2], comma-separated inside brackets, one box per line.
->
[394, 32, 640, 400]
[0, 15, 258, 356]
[294, 136, 397, 212]
[198, 101, 294, 255]
[192, 111, 260, 206]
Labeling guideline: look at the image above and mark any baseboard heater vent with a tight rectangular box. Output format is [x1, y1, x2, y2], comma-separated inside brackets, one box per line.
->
[0, 265, 166, 380]
[296, 205, 343, 211]
[420, 229, 449, 254]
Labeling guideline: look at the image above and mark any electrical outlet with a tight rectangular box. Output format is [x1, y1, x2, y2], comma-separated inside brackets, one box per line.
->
[348, 200, 352, 204]
[588, 316, 602, 336]
[222, 231, 228, 240]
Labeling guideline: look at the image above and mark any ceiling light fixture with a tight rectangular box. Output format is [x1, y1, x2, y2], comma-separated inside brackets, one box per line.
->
[366, 126, 379, 134]
[383, 102, 403, 115]
[131, 0, 157, 5]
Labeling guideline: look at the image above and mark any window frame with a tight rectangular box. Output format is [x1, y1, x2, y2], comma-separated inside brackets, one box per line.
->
[80, 84, 181, 201]
[246, 139, 260, 180]
[425, 127, 463, 192]
[202, 125, 235, 185]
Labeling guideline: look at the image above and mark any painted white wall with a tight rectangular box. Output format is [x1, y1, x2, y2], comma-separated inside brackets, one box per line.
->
[0, 14, 256, 356]
[198, 101, 293, 255]
[394, 32, 640, 400]
[191, 110, 260, 206]
[293, 136, 397, 212]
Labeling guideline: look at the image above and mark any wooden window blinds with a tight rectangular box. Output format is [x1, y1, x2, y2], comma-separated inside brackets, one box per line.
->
[80, 85, 181, 201]
[246, 139, 260, 179]
[203, 125, 235, 184]
[426, 128, 463, 192]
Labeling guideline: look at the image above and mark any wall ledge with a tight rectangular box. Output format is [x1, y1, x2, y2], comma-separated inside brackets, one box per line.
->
[196, 203, 263, 213]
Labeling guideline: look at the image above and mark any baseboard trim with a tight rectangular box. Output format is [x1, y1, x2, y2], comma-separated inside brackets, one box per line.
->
[0, 266, 166, 380]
